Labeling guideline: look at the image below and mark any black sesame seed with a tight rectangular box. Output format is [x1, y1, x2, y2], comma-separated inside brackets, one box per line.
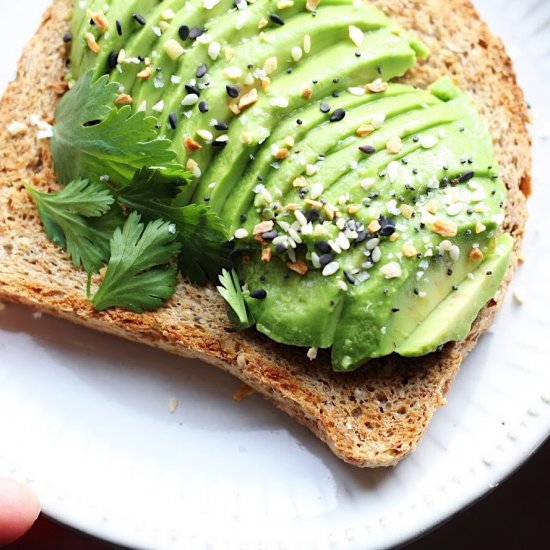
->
[108, 50, 119, 70]
[275, 244, 287, 254]
[62, 33, 72, 43]
[413, 288, 420, 295]
[178, 25, 190, 40]
[185, 84, 200, 96]
[332, 91, 340, 98]
[319, 253, 335, 266]
[355, 51, 362, 57]
[168, 112, 178, 130]
[486, 271, 493, 276]
[212, 138, 228, 147]
[116, 20, 122, 36]
[286, 68, 293, 74]
[269, 13, 285, 25]
[196, 64, 207, 78]
[198, 101, 209, 113]
[319, 102, 331, 113]
[133, 13, 146, 25]
[412, 168, 419, 175]
[329, 108, 346, 122]
[355, 230, 367, 244]
[203, 196, 210, 202]
[250, 289, 267, 300]
[332, 78, 339, 84]
[392, 307, 400, 313]
[189, 27, 205, 39]
[456, 170, 475, 183]
[315, 241, 331, 254]
[447, 268, 453, 276]
[452, 285, 459, 291]
[306, 209, 321, 223]
[240, 214, 247, 223]
[344, 271, 356, 285]
[296, 119, 303, 125]
[412, 135, 420, 143]
[262, 230, 278, 241]
[214, 121, 229, 131]
[359, 144, 376, 155]
[226, 85, 239, 98]
[466, 208, 474, 215]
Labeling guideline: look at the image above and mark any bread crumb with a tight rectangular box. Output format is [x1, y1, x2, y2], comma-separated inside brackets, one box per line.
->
[233, 384, 255, 401]
[7, 121, 28, 136]
[307, 347, 318, 360]
[513, 288, 525, 304]
[168, 397, 179, 413]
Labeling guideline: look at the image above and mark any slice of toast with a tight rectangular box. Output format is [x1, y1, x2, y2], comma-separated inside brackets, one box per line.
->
[0, 0, 530, 467]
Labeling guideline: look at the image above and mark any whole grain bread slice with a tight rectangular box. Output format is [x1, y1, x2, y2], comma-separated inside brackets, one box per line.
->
[0, 0, 530, 467]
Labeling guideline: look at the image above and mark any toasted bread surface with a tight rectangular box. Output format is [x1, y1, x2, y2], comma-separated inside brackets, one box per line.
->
[0, 0, 530, 467]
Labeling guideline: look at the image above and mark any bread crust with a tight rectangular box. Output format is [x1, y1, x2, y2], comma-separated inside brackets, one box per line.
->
[0, 0, 530, 467]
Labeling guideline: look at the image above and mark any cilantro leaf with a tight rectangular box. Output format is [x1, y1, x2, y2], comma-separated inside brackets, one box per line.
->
[26, 180, 122, 274]
[51, 71, 183, 186]
[91, 211, 181, 312]
[217, 269, 255, 329]
[117, 169, 231, 285]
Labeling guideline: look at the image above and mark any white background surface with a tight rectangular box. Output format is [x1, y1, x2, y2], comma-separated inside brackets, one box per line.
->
[0, 1, 549, 549]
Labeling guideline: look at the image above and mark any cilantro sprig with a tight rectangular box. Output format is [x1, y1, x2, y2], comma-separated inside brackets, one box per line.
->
[118, 169, 231, 284]
[91, 212, 181, 312]
[51, 71, 186, 185]
[25, 180, 123, 274]
[217, 269, 255, 329]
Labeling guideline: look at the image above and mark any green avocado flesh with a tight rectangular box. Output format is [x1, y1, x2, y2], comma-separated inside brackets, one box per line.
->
[69, 0, 511, 370]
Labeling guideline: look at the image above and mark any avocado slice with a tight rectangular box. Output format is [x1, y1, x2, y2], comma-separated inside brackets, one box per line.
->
[396, 234, 513, 356]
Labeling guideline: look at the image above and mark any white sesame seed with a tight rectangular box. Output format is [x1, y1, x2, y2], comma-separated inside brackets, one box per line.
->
[288, 227, 302, 244]
[336, 232, 350, 250]
[450, 245, 460, 262]
[181, 93, 199, 106]
[361, 177, 376, 191]
[294, 210, 308, 226]
[208, 41, 221, 60]
[366, 238, 380, 250]
[387, 161, 400, 183]
[311, 252, 321, 268]
[303, 34, 311, 53]
[420, 135, 438, 149]
[348, 86, 365, 96]
[197, 129, 213, 142]
[337, 280, 348, 292]
[322, 261, 340, 276]
[371, 246, 382, 263]
[328, 240, 342, 254]
[234, 228, 249, 239]
[291, 46, 303, 62]
[310, 182, 324, 199]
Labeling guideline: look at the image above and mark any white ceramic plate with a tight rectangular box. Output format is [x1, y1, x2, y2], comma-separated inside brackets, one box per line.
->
[1, 1, 549, 549]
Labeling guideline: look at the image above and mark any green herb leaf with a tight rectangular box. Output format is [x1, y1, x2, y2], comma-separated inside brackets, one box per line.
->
[25, 180, 122, 274]
[51, 71, 183, 186]
[117, 169, 231, 285]
[91, 211, 181, 312]
[217, 269, 255, 329]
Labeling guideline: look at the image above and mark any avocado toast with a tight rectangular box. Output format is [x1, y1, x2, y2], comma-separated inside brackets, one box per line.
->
[0, 0, 530, 467]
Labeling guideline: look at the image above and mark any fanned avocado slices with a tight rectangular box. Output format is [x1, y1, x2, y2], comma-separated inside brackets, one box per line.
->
[68, 0, 511, 371]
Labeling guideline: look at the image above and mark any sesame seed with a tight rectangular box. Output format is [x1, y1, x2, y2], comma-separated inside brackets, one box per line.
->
[359, 144, 376, 154]
[330, 109, 346, 122]
[319, 102, 331, 113]
[133, 13, 146, 25]
[168, 112, 178, 130]
[199, 101, 209, 113]
[196, 63, 207, 78]
[250, 289, 268, 299]
[62, 32, 73, 43]
[322, 261, 340, 277]
[189, 27, 205, 39]
[108, 50, 119, 69]
[269, 13, 285, 25]
[116, 20, 122, 35]
[226, 85, 239, 98]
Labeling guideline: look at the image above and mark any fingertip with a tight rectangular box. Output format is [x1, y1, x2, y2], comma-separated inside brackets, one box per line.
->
[0, 478, 41, 546]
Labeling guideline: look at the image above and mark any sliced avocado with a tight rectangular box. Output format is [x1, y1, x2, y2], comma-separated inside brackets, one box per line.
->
[397, 234, 513, 356]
